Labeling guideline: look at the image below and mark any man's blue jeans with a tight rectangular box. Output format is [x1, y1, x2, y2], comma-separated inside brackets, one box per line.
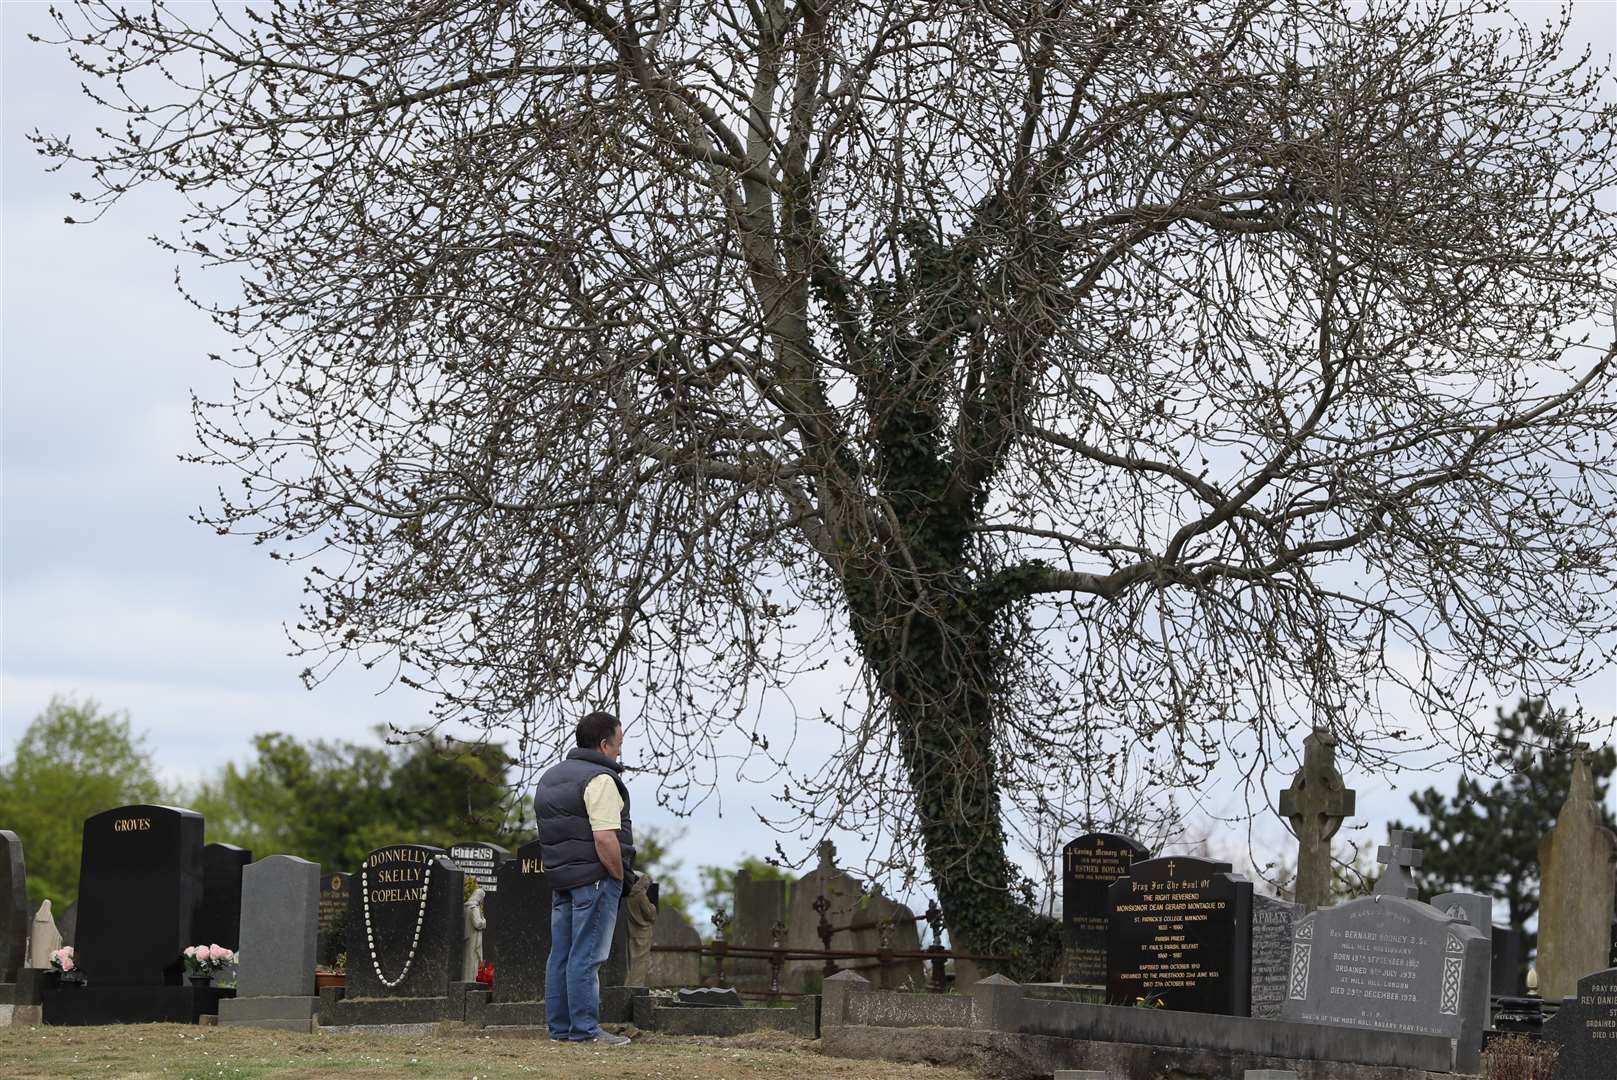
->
[545, 876, 622, 1040]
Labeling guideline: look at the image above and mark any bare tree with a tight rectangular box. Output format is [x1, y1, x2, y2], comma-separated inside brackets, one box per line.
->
[32, 0, 1617, 970]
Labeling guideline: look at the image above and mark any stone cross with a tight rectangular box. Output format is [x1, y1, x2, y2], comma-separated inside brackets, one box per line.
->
[1373, 828, 1423, 899]
[1278, 728, 1357, 911]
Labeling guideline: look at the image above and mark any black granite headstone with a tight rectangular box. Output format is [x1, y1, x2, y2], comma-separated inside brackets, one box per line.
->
[1106, 855, 1252, 1015]
[1491, 923, 1524, 997]
[1061, 832, 1148, 985]
[76, 804, 204, 986]
[1, 829, 27, 982]
[1542, 966, 1617, 1080]
[346, 844, 463, 999]
[491, 842, 551, 1002]
[489, 840, 630, 1001]
[449, 842, 511, 893]
[318, 871, 351, 966]
[197, 842, 251, 949]
[58, 900, 78, 948]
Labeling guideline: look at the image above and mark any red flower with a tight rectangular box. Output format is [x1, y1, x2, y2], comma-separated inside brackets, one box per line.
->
[476, 961, 494, 987]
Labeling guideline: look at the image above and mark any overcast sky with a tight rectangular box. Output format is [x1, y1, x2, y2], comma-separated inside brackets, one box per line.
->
[3, 1, 1614, 913]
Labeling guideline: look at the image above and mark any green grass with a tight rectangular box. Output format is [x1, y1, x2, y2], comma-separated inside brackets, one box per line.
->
[0, 1023, 975, 1080]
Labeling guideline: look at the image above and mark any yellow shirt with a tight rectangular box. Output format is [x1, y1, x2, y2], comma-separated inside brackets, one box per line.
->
[583, 773, 623, 832]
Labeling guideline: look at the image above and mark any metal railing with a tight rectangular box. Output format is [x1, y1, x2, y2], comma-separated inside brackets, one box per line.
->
[648, 895, 1007, 995]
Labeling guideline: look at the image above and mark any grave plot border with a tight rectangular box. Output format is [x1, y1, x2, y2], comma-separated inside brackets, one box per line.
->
[819, 972, 1457, 1080]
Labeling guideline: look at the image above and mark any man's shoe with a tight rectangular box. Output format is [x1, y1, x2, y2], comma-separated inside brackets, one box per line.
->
[590, 1030, 631, 1046]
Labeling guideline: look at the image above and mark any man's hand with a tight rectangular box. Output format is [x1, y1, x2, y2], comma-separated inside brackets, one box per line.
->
[593, 829, 624, 881]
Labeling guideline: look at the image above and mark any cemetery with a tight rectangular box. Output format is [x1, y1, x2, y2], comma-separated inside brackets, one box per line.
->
[3, 735, 1615, 1079]
[6, 1, 1617, 1077]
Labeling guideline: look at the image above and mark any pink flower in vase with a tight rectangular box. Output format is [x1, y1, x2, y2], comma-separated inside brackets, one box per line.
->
[208, 944, 228, 963]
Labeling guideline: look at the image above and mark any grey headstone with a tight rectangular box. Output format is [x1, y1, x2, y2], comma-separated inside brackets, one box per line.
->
[238, 855, 320, 997]
[731, 869, 786, 987]
[646, 905, 701, 987]
[1537, 747, 1617, 1000]
[783, 840, 864, 989]
[1542, 966, 1617, 1080]
[1431, 890, 1494, 996]
[1244, 1072, 1299, 1080]
[1373, 829, 1423, 900]
[1281, 894, 1490, 1074]
[1250, 893, 1301, 1019]
[1052, 1073, 1111, 1080]
[0, 830, 26, 982]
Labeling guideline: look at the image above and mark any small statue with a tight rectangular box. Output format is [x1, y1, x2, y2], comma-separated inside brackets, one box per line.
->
[29, 899, 63, 969]
[461, 886, 487, 982]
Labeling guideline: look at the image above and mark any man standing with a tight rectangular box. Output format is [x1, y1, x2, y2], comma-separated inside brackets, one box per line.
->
[535, 711, 635, 1045]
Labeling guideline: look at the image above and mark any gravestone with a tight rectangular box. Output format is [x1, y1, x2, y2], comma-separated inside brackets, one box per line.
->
[851, 887, 926, 989]
[1537, 745, 1617, 1000]
[1061, 832, 1149, 985]
[491, 842, 550, 1002]
[218, 854, 320, 1032]
[345, 844, 464, 999]
[647, 904, 702, 987]
[1106, 856, 1252, 1015]
[318, 872, 351, 966]
[731, 868, 788, 988]
[75, 804, 205, 985]
[783, 840, 875, 989]
[43, 805, 232, 1025]
[1, 830, 26, 982]
[236, 856, 319, 996]
[449, 842, 509, 966]
[1278, 728, 1356, 912]
[1431, 890, 1493, 996]
[449, 842, 510, 894]
[197, 842, 252, 949]
[1542, 966, 1617, 1080]
[58, 901, 77, 948]
[1373, 829, 1423, 900]
[1491, 924, 1524, 997]
[1281, 895, 1491, 1074]
[1250, 893, 1301, 1019]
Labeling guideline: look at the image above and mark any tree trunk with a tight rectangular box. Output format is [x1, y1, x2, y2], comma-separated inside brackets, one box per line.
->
[850, 587, 1061, 979]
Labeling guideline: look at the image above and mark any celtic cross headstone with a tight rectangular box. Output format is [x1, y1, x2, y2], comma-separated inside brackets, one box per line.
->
[1277, 728, 1356, 912]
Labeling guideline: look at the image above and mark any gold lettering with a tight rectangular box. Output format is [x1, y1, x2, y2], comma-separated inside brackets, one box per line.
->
[521, 858, 543, 874]
[112, 817, 152, 832]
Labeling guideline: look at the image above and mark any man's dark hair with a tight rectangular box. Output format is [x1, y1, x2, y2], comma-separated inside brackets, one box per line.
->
[575, 711, 620, 750]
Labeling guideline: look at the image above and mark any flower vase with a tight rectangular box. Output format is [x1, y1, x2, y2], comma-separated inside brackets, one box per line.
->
[188, 974, 213, 988]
